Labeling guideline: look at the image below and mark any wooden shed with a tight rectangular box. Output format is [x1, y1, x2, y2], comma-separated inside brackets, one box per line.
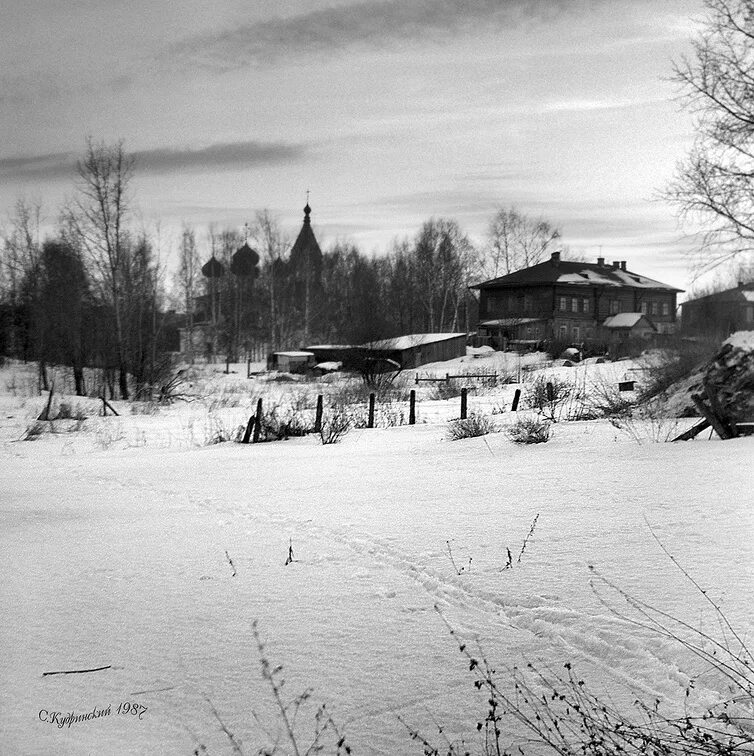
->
[361, 333, 467, 369]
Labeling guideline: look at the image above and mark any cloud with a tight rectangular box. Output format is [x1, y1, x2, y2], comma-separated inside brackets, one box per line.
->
[0, 140, 309, 180]
[133, 141, 308, 173]
[167, 0, 593, 72]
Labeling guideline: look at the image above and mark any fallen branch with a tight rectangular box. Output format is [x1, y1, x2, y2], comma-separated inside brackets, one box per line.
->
[225, 550, 237, 577]
[42, 665, 111, 677]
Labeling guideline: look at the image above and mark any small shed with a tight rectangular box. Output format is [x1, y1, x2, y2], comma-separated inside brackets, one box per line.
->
[267, 351, 316, 373]
[602, 313, 657, 356]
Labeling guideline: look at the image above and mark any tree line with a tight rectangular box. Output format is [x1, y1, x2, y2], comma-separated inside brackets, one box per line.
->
[0, 139, 563, 398]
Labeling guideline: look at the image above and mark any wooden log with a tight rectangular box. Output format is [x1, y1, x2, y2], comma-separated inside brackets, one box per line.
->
[368, 393, 375, 429]
[511, 388, 521, 412]
[460, 388, 468, 420]
[252, 398, 263, 443]
[546, 381, 554, 402]
[38, 382, 55, 421]
[101, 397, 119, 417]
[314, 395, 323, 433]
[409, 390, 416, 425]
[691, 394, 734, 440]
[671, 418, 710, 442]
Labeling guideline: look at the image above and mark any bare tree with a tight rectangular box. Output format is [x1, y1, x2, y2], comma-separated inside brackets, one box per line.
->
[251, 209, 288, 351]
[176, 224, 199, 362]
[485, 207, 560, 277]
[62, 138, 135, 398]
[413, 218, 473, 332]
[1, 198, 46, 383]
[665, 0, 754, 273]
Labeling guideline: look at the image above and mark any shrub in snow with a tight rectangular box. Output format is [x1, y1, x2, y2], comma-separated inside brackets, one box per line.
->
[525, 375, 579, 422]
[258, 406, 313, 441]
[507, 416, 551, 444]
[609, 405, 680, 444]
[410, 558, 753, 756]
[318, 411, 352, 444]
[446, 412, 495, 440]
[428, 378, 465, 401]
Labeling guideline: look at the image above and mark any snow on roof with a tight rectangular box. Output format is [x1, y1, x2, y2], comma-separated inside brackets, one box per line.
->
[742, 291, 754, 302]
[274, 351, 314, 358]
[480, 318, 546, 326]
[364, 333, 466, 351]
[603, 313, 654, 329]
[305, 344, 354, 350]
[724, 330, 754, 351]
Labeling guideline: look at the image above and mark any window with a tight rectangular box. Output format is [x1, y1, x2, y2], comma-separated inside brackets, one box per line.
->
[662, 302, 669, 316]
[559, 296, 567, 311]
[572, 326, 580, 340]
[583, 298, 590, 313]
[610, 299, 619, 314]
[746, 306, 754, 323]
[585, 327, 594, 339]
[640, 301, 648, 314]
[570, 297, 578, 312]
[651, 302, 659, 315]
[524, 295, 532, 312]
[559, 325, 567, 338]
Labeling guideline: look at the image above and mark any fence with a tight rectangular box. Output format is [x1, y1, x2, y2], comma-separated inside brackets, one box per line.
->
[238, 385, 530, 443]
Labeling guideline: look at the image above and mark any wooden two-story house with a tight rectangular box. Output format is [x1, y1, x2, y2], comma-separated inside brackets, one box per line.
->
[471, 251, 682, 351]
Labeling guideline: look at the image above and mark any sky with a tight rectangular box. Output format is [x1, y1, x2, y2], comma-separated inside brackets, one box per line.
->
[0, 0, 707, 291]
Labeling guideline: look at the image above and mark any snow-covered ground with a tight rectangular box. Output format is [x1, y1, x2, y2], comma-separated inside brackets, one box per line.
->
[1, 356, 752, 755]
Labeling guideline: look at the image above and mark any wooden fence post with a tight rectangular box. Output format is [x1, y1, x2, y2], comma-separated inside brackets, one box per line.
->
[241, 415, 254, 444]
[252, 398, 263, 443]
[546, 382, 554, 402]
[460, 388, 468, 419]
[315, 395, 323, 433]
[247, 358, 251, 379]
[511, 388, 521, 412]
[409, 389, 416, 425]
[368, 393, 376, 429]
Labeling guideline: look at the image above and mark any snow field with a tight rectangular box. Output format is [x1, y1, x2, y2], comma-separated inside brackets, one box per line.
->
[1, 356, 752, 754]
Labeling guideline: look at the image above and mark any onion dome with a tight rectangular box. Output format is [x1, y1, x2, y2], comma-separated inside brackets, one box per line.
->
[231, 242, 260, 277]
[201, 255, 224, 278]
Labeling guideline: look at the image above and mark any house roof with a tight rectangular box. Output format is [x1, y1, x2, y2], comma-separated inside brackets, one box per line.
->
[363, 333, 466, 351]
[603, 313, 656, 330]
[471, 255, 682, 292]
[682, 283, 754, 307]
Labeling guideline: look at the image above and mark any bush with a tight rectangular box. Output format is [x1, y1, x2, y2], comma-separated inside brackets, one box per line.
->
[447, 412, 495, 440]
[319, 411, 352, 444]
[507, 416, 551, 444]
[639, 336, 719, 401]
[524, 375, 577, 422]
[608, 405, 680, 443]
[53, 401, 89, 420]
[428, 379, 465, 401]
[588, 377, 635, 418]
